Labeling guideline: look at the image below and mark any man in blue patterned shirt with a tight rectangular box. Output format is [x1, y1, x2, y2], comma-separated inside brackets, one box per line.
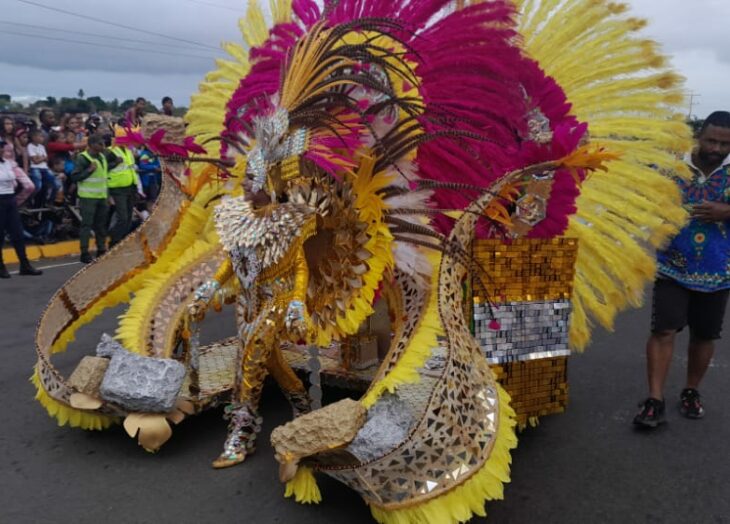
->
[635, 111, 730, 428]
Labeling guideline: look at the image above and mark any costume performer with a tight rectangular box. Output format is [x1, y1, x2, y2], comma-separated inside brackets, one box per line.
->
[33, 1, 692, 522]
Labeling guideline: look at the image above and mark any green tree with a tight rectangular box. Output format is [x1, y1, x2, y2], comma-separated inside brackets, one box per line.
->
[119, 99, 135, 112]
[45, 96, 57, 107]
[77, 88, 85, 99]
[87, 96, 108, 111]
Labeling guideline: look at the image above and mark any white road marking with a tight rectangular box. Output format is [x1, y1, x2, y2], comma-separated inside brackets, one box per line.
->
[9, 260, 81, 274]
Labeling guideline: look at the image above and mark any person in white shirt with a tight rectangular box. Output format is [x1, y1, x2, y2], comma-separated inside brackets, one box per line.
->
[0, 140, 41, 278]
[27, 129, 60, 206]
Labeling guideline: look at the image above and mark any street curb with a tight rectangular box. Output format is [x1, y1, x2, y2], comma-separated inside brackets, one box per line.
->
[2, 240, 97, 264]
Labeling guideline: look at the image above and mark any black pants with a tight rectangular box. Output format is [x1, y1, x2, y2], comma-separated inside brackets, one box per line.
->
[651, 278, 730, 340]
[0, 194, 29, 265]
[109, 185, 135, 246]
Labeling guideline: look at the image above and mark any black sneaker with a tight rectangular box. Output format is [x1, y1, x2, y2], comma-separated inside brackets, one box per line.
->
[80, 253, 93, 264]
[633, 398, 666, 428]
[680, 388, 705, 419]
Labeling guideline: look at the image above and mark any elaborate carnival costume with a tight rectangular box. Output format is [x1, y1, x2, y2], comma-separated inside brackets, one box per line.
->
[33, 1, 692, 522]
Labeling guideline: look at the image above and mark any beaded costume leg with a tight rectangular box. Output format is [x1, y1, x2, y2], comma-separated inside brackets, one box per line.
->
[267, 343, 311, 418]
[212, 308, 279, 469]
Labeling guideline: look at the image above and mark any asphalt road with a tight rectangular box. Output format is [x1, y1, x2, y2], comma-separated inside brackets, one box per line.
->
[2, 258, 729, 524]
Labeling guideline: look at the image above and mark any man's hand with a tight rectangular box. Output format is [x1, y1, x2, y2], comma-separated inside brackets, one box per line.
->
[691, 201, 730, 222]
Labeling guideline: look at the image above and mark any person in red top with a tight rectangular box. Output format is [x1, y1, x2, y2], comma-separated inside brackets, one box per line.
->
[47, 130, 84, 164]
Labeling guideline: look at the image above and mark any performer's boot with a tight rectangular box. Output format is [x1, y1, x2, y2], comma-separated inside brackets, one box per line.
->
[212, 403, 262, 469]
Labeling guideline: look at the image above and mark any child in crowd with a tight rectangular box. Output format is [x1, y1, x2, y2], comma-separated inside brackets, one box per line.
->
[27, 129, 59, 206]
[50, 157, 66, 204]
[136, 146, 162, 206]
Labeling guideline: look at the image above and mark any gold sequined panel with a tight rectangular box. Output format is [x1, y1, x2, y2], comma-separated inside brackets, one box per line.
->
[491, 357, 568, 428]
[472, 238, 578, 303]
[472, 238, 576, 423]
[35, 164, 188, 409]
[315, 178, 522, 508]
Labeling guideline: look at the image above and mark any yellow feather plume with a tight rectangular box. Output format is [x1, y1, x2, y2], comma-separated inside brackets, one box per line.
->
[514, 0, 693, 349]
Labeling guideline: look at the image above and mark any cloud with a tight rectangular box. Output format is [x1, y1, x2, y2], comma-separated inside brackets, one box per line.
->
[0, 62, 202, 108]
[1, 0, 728, 115]
[629, 0, 730, 116]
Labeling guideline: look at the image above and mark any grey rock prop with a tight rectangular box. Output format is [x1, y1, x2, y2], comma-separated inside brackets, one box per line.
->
[347, 393, 414, 463]
[96, 333, 126, 358]
[98, 335, 186, 413]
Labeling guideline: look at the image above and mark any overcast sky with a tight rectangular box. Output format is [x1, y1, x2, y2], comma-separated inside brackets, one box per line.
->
[0, 0, 726, 117]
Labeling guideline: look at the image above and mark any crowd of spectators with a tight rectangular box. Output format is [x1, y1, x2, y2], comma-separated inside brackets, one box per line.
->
[0, 96, 176, 276]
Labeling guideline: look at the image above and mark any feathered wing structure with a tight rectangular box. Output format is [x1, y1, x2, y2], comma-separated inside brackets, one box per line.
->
[31, 4, 280, 429]
[511, 0, 692, 348]
[33, 0, 691, 521]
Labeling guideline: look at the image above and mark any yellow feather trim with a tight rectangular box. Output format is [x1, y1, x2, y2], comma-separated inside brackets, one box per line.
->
[284, 466, 322, 504]
[31, 366, 117, 430]
[370, 385, 517, 524]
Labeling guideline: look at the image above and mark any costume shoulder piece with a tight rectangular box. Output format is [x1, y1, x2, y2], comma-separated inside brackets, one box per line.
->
[214, 196, 315, 268]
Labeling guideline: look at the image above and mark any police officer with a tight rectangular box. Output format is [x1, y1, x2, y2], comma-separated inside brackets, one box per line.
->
[108, 140, 141, 247]
[69, 134, 121, 263]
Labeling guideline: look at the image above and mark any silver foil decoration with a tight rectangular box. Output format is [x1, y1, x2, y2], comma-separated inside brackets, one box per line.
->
[346, 393, 414, 463]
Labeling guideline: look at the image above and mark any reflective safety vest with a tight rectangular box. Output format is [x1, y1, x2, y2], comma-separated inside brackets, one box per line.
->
[108, 146, 137, 188]
[78, 151, 108, 199]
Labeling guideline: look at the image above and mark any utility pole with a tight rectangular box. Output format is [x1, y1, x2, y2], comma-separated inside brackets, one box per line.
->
[688, 92, 701, 119]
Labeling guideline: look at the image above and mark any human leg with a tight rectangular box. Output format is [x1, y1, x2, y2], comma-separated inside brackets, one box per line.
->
[647, 279, 689, 399]
[212, 310, 278, 469]
[28, 168, 42, 205]
[634, 279, 688, 427]
[92, 198, 109, 256]
[0, 196, 11, 278]
[108, 186, 133, 246]
[680, 289, 730, 418]
[78, 197, 95, 262]
[0, 195, 41, 276]
[646, 330, 677, 400]
[267, 343, 311, 417]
